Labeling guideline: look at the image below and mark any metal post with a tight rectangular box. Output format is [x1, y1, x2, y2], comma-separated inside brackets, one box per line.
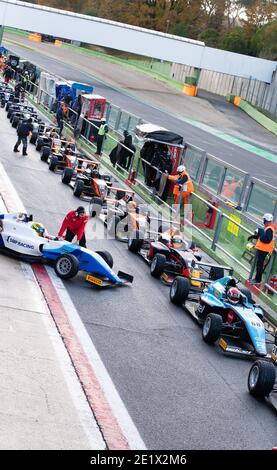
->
[264, 250, 276, 285]
[211, 213, 224, 251]
[114, 110, 122, 131]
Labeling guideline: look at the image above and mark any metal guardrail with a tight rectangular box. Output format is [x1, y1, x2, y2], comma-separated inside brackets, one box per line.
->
[5, 67, 277, 306]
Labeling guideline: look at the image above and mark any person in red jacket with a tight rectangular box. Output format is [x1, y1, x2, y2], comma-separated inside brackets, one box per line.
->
[58, 206, 88, 248]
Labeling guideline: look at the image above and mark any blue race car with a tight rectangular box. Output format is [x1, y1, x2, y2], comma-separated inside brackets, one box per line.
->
[0, 212, 133, 287]
[169, 275, 276, 359]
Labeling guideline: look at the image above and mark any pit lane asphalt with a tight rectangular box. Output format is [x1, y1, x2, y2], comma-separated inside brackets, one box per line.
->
[5, 42, 277, 188]
[0, 108, 276, 450]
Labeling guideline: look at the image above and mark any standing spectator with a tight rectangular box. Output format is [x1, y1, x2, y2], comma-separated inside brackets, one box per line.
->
[14, 81, 24, 100]
[117, 131, 136, 171]
[248, 213, 276, 285]
[13, 117, 33, 156]
[56, 104, 65, 136]
[58, 206, 88, 248]
[71, 94, 82, 126]
[3, 65, 13, 84]
[95, 118, 108, 156]
[21, 71, 30, 91]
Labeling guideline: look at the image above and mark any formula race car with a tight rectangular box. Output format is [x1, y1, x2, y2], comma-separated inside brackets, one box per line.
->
[34, 127, 60, 151]
[128, 226, 231, 286]
[40, 138, 76, 168]
[170, 275, 276, 359]
[71, 169, 135, 219]
[60, 152, 99, 180]
[0, 212, 133, 288]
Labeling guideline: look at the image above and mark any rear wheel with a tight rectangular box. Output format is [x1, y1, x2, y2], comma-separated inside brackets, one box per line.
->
[40, 146, 51, 162]
[95, 250, 113, 268]
[170, 277, 190, 306]
[202, 313, 223, 343]
[73, 179, 84, 198]
[209, 266, 224, 281]
[12, 116, 19, 128]
[36, 138, 44, 151]
[30, 132, 38, 144]
[49, 155, 58, 172]
[54, 254, 79, 280]
[89, 196, 103, 217]
[62, 167, 74, 184]
[248, 360, 276, 398]
[150, 254, 167, 278]
[128, 231, 143, 253]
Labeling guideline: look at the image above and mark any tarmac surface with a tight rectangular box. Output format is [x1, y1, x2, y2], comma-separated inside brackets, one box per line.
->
[0, 98, 276, 449]
[3, 34, 277, 188]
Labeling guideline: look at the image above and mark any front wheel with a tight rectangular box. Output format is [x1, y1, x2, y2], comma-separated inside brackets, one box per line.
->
[30, 132, 38, 145]
[150, 254, 166, 278]
[73, 179, 84, 198]
[95, 250, 113, 268]
[62, 167, 74, 184]
[248, 360, 276, 398]
[170, 277, 190, 306]
[49, 155, 58, 172]
[41, 146, 51, 162]
[12, 116, 19, 128]
[202, 313, 222, 344]
[54, 254, 79, 280]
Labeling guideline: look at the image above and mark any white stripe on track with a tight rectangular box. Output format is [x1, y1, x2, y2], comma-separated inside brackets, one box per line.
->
[46, 267, 147, 450]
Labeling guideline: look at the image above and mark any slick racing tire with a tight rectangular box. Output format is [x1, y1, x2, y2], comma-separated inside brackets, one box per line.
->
[107, 215, 121, 237]
[7, 108, 13, 119]
[54, 254, 79, 280]
[170, 277, 190, 306]
[248, 360, 276, 398]
[40, 146, 51, 162]
[95, 250, 114, 269]
[61, 167, 74, 184]
[36, 138, 44, 151]
[73, 179, 85, 198]
[202, 313, 222, 344]
[30, 132, 38, 145]
[89, 197, 103, 218]
[12, 116, 20, 128]
[6, 102, 11, 112]
[127, 231, 143, 253]
[49, 155, 58, 172]
[209, 266, 224, 281]
[150, 254, 167, 278]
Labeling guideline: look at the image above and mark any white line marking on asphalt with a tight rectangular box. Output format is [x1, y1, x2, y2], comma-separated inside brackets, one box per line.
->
[46, 268, 147, 450]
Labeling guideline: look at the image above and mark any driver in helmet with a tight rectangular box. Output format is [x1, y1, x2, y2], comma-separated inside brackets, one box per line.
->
[226, 287, 241, 305]
[31, 222, 58, 240]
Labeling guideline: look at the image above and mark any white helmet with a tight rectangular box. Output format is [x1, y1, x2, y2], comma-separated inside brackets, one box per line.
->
[263, 213, 273, 222]
[176, 165, 186, 174]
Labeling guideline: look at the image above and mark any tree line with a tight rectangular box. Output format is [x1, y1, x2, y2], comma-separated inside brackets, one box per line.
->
[26, 1, 277, 60]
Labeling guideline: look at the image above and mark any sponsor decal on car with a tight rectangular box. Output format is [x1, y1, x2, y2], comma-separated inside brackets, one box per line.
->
[86, 274, 103, 286]
[6, 236, 34, 250]
[218, 338, 227, 350]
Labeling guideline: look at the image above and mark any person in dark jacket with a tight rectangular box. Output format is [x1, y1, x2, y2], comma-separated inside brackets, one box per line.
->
[56, 105, 65, 136]
[13, 118, 33, 156]
[117, 132, 136, 171]
[58, 206, 88, 248]
[3, 65, 13, 84]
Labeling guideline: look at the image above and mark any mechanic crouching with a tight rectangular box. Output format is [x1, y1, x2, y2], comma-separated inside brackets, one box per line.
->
[248, 213, 276, 285]
[58, 206, 88, 248]
[13, 117, 33, 156]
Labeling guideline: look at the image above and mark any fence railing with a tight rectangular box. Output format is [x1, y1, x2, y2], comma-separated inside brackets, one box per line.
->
[5, 66, 277, 307]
